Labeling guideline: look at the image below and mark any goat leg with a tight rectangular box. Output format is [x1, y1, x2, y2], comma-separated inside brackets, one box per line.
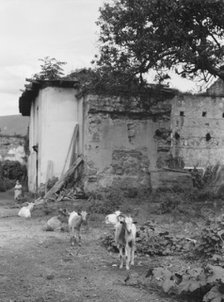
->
[119, 246, 124, 269]
[131, 244, 135, 266]
[125, 245, 130, 270]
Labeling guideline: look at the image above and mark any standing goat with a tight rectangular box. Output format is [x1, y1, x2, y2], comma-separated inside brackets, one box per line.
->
[68, 211, 88, 246]
[114, 215, 137, 270]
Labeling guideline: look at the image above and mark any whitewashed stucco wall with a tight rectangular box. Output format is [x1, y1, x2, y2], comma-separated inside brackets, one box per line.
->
[28, 86, 79, 191]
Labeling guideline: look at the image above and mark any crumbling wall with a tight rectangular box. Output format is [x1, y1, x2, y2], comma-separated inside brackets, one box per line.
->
[171, 93, 224, 168]
[83, 94, 177, 192]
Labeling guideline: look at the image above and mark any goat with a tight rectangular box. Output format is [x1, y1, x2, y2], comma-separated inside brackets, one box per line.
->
[43, 208, 69, 231]
[18, 202, 35, 218]
[105, 210, 122, 226]
[68, 210, 88, 246]
[114, 215, 137, 270]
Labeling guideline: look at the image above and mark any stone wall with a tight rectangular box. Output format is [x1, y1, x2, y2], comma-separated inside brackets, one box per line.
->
[82, 94, 180, 192]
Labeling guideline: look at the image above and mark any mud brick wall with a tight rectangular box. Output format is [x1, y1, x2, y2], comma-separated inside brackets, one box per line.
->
[82, 94, 175, 192]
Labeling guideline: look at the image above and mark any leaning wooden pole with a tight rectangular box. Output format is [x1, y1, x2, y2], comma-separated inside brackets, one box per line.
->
[44, 156, 84, 200]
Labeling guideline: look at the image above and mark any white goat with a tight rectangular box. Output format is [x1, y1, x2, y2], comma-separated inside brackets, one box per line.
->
[18, 202, 35, 218]
[114, 215, 137, 270]
[68, 211, 88, 246]
[105, 210, 122, 226]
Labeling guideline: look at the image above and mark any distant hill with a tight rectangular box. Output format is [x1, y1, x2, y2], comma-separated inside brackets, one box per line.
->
[0, 115, 29, 136]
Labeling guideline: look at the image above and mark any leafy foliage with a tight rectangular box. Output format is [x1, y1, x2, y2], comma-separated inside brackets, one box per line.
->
[191, 165, 220, 191]
[195, 215, 224, 259]
[159, 194, 180, 214]
[101, 220, 195, 256]
[96, 0, 224, 84]
[101, 232, 119, 253]
[32, 57, 66, 80]
[1, 160, 26, 181]
[203, 285, 224, 302]
[67, 67, 149, 98]
[86, 189, 123, 215]
[152, 264, 224, 302]
[0, 160, 27, 192]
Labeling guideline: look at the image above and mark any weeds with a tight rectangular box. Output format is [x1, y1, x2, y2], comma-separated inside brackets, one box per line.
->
[194, 215, 224, 259]
[86, 188, 124, 214]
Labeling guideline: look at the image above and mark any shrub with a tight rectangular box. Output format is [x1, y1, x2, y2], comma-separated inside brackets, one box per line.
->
[0, 177, 14, 192]
[86, 188, 123, 214]
[1, 160, 27, 181]
[195, 216, 224, 258]
[158, 193, 180, 214]
[151, 264, 224, 302]
[0, 160, 27, 191]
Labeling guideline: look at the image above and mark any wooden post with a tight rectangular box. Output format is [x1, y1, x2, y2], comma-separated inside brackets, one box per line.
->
[61, 124, 79, 177]
[44, 156, 83, 200]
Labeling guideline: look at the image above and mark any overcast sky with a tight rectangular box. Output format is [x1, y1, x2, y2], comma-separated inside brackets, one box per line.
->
[0, 0, 199, 116]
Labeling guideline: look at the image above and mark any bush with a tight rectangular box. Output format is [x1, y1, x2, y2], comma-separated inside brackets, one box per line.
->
[0, 160, 27, 191]
[195, 215, 224, 258]
[0, 177, 15, 192]
[1, 160, 27, 181]
[86, 189, 123, 214]
[150, 264, 224, 302]
[153, 192, 181, 214]
[190, 165, 219, 191]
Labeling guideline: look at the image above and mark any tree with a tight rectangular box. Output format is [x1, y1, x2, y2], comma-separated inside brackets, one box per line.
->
[95, 0, 224, 85]
[33, 57, 66, 80]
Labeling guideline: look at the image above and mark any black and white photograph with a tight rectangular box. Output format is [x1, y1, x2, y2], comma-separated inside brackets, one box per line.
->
[1, 1, 224, 301]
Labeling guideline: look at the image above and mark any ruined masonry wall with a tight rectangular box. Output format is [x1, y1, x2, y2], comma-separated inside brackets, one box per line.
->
[83, 95, 172, 192]
[171, 94, 224, 168]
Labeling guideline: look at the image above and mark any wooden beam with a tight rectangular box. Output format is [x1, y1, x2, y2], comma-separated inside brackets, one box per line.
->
[61, 124, 79, 177]
[69, 124, 79, 167]
[44, 156, 83, 200]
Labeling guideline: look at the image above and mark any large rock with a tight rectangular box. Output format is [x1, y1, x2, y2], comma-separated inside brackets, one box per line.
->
[43, 216, 62, 231]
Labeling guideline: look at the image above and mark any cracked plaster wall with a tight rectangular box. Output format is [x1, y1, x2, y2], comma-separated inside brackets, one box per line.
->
[82, 94, 174, 192]
[171, 93, 224, 169]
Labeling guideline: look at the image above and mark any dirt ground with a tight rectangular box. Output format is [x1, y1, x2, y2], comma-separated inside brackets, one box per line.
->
[0, 191, 176, 302]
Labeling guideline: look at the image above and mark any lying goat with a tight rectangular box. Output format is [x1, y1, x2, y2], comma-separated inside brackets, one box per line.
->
[68, 210, 88, 246]
[114, 215, 137, 270]
[18, 202, 35, 218]
[43, 208, 69, 232]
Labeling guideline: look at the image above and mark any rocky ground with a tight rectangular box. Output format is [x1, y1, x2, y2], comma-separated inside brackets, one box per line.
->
[0, 191, 177, 302]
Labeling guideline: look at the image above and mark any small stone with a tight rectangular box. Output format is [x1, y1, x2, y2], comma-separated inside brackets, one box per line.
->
[46, 274, 55, 280]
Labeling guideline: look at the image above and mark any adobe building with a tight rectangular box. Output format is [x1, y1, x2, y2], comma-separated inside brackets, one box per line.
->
[19, 79, 182, 193]
[19, 78, 224, 194]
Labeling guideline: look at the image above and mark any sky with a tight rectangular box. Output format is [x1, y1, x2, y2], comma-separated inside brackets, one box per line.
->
[0, 0, 200, 116]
